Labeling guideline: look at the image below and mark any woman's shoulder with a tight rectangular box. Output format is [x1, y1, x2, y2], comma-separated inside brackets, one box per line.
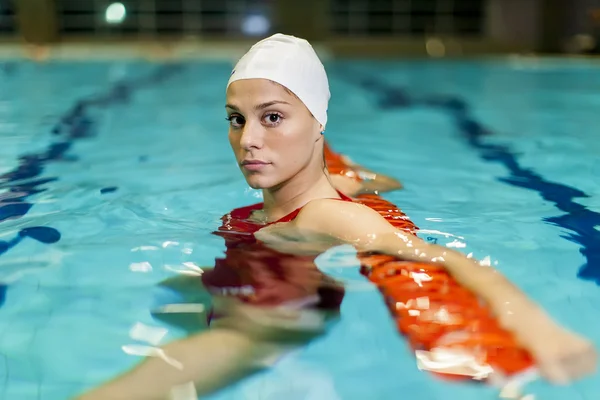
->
[296, 197, 373, 223]
[292, 198, 398, 243]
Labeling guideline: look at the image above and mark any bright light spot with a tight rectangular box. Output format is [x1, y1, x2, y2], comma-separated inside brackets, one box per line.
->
[106, 2, 126, 24]
[131, 245, 159, 252]
[130, 261, 152, 272]
[241, 14, 270, 36]
[129, 322, 168, 346]
[121, 344, 183, 370]
[446, 239, 466, 248]
[479, 256, 492, 267]
[426, 38, 446, 58]
[419, 229, 464, 240]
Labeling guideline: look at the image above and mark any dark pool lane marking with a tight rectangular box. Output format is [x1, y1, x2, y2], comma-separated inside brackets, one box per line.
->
[339, 69, 600, 284]
[0, 64, 183, 306]
[0, 62, 17, 75]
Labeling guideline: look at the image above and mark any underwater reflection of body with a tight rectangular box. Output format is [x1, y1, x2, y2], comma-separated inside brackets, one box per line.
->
[77, 34, 596, 400]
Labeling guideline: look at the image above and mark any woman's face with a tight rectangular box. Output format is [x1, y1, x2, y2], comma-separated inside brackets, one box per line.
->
[225, 79, 322, 190]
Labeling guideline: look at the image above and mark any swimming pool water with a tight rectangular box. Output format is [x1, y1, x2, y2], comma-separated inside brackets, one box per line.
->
[1, 57, 599, 399]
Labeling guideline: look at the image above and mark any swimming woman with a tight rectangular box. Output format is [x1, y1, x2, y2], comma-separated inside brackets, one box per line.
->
[77, 34, 596, 400]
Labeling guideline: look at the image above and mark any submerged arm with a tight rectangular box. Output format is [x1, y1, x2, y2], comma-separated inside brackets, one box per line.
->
[76, 298, 324, 400]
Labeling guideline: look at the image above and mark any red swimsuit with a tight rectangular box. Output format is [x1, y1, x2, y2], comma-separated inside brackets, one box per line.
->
[200, 179, 536, 381]
[201, 192, 353, 311]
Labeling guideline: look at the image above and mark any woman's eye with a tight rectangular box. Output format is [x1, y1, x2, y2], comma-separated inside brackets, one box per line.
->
[226, 115, 244, 127]
[264, 113, 282, 125]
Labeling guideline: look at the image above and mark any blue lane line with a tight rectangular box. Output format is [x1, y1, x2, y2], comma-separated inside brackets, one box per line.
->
[341, 70, 600, 284]
[0, 64, 183, 306]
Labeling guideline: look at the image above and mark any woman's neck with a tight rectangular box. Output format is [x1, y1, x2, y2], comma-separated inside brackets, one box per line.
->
[261, 172, 339, 222]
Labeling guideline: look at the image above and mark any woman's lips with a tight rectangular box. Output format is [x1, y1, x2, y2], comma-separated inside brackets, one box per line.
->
[241, 160, 271, 171]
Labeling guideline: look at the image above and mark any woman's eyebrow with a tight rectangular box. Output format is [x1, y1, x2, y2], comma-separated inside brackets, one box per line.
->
[225, 100, 291, 111]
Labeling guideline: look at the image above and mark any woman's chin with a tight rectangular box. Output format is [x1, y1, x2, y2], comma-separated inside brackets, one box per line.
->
[245, 176, 274, 190]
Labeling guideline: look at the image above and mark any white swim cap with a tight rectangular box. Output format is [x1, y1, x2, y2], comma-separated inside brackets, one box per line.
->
[227, 33, 330, 129]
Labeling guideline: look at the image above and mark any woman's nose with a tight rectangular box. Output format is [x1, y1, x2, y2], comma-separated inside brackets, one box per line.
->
[240, 121, 264, 150]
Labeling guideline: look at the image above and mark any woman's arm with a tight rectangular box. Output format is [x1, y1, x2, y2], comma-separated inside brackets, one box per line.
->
[76, 265, 336, 400]
[323, 142, 403, 196]
[329, 172, 403, 197]
[338, 155, 403, 191]
[257, 199, 596, 384]
[76, 327, 266, 400]
[76, 297, 326, 400]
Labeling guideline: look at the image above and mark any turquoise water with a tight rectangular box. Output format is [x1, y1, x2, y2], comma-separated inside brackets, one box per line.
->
[0, 58, 599, 399]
